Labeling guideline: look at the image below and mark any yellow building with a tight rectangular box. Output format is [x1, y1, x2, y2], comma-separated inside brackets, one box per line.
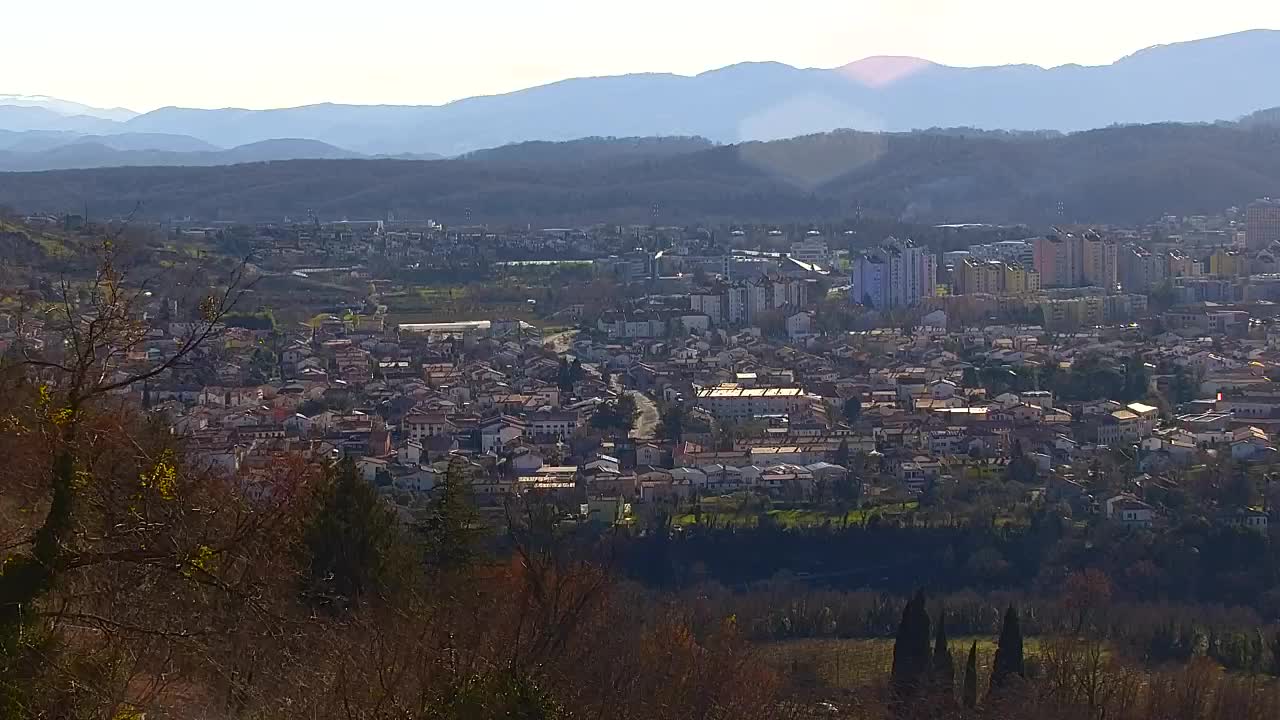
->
[1002, 263, 1041, 294]
[1003, 263, 1026, 294]
[959, 259, 1038, 295]
[1208, 249, 1246, 277]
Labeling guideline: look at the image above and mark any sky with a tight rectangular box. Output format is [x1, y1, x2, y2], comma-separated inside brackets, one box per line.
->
[5, 0, 1280, 112]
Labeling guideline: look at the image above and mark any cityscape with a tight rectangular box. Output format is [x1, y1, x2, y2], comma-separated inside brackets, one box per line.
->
[7, 13, 1280, 720]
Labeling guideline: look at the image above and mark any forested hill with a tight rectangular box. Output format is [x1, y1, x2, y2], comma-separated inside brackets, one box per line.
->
[2, 122, 1279, 226]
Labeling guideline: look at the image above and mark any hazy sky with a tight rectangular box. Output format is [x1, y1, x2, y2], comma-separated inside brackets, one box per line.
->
[6, 0, 1280, 112]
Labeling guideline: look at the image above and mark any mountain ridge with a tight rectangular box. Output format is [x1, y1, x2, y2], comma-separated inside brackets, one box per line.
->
[5, 30, 1280, 156]
[1, 120, 1278, 226]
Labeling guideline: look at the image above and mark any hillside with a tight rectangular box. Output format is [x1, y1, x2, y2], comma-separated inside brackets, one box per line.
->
[5, 31, 1280, 155]
[1, 122, 1278, 225]
[0, 138, 364, 172]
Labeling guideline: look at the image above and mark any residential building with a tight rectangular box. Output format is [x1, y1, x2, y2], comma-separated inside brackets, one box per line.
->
[694, 384, 811, 421]
[788, 237, 830, 264]
[850, 238, 935, 309]
[1081, 232, 1118, 289]
[1207, 249, 1247, 277]
[1246, 198, 1280, 251]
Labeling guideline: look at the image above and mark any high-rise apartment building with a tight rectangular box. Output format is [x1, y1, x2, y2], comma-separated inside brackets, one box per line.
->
[850, 253, 888, 308]
[1246, 198, 1280, 252]
[850, 238, 935, 309]
[1081, 232, 1118, 289]
[1118, 247, 1167, 293]
[1034, 231, 1114, 288]
[955, 259, 1039, 295]
[1032, 235, 1077, 288]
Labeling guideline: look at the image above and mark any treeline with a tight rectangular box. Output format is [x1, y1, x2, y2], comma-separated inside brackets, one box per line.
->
[4, 122, 1280, 225]
[622, 515, 1280, 612]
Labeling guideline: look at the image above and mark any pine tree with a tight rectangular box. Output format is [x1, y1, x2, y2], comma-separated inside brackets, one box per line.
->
[962, 641, 978, 710]
[990, 605, 1025, 693]
[932, 608, 955, 694]
[418, 455, 482, 573]
[890, 589, 931, 698]
[304, 457, 400, 609]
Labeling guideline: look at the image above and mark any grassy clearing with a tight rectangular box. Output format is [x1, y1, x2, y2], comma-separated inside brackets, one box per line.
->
[674, 501, 919, 529]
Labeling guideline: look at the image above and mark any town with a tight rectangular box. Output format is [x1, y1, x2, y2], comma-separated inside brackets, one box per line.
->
[7, 197, 1280, 538]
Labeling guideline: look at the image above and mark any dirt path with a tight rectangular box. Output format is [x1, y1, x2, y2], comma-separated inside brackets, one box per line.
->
[629, 390, 659, 441]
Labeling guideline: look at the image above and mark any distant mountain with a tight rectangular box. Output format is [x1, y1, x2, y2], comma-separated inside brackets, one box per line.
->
[0, 130, 220, 154]
[0, 106, 122, 134]
[0, 138, 363, 172]
[1238, 107, 1280, 128]
[5, 31, 1280, 157]
[2, 122, 1278, 226]
[0, 94, 137, 121]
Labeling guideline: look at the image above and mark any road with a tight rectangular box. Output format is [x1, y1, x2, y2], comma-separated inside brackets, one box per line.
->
[629, 389, 659, 441]
[543, 329, 579, 354]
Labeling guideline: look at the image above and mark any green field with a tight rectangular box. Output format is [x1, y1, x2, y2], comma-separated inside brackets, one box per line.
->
[675, 499, 919, 529]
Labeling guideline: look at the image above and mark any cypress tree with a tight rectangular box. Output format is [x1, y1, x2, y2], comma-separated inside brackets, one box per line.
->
[932, 608, 955, 694]
[890, 589, 932, 698]
[418, 455, 482, 573]
[304, 456, 400, 610]
[962, 641, 978, 710]
[990, 605, 1025, 693]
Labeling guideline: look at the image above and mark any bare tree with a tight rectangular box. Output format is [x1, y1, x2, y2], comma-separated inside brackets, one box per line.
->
[1, 230, 253, 690]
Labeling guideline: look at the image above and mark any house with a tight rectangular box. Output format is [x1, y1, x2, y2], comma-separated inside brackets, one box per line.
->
[927, 379, 958, 399]
[584, 496, 628, 525]
[528, 411, 579, 439]
[404, 413, 456, 442]
[1220, 508, 1269, 531]
[397, 440, 424, 466]
[480, 416, 526, 453]
[356, 457, 391, 484]
[636, 442, 668, 468]
[510, 448, 546, 474]
[1098, 410, 1140, 446]
[1230, 426, 1274, 460]
[1104, 494, 1155, 528]
[786, 311, 814, 340]
[759, 464, 815, 499]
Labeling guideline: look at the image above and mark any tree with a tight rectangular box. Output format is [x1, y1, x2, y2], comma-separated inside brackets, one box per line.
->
[890, 589, 932, 698]
[1007, 451, 1038, 484]
[990, 605, 1025, 694]
[1063, 569, 1112, 634]
[418, 455, 483, 573]
[843, 396, 862, 424]
[658, 405, 685, 443]
[557, 357, 575, 394]
[304, 457, 402, 609]
[834, 438, 850, 467]
[963, 641, 978, 709]
[1, 237, 248, 699]
[932, 608, 955, 694]
[591, 396, 636, 434]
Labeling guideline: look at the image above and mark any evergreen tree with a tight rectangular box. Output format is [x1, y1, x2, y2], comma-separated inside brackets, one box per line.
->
[834, 438, 850, 467]
[557, 358, 574, 394]
[890, 589, 932, 698]
[843, 396, 862, 423]
[304, 457, 400, 609]
[962, 641, 978, 709]
[990, 605, 1025, 693]
[658, 405, 685, 443]
[932, 608, 955, 694]
[418, 455, 483, 573]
